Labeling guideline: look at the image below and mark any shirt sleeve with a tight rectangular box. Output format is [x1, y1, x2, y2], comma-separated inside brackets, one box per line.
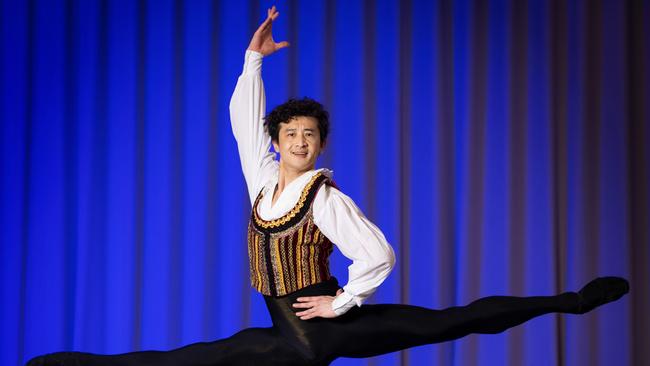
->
[229, 50, 279, 205]
[313, 184, 396, 316]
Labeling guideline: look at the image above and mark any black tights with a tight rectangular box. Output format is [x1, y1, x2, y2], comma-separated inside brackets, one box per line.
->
[26, 277, 579, 366]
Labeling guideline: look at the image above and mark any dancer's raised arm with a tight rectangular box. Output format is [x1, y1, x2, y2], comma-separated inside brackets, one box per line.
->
[229, 6, 289, 203]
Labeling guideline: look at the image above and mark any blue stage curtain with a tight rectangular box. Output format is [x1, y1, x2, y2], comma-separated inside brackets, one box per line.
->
[1, 0, 648, 365]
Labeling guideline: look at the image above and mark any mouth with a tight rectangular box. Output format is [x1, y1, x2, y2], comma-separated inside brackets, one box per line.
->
[292, 152, 308, 157]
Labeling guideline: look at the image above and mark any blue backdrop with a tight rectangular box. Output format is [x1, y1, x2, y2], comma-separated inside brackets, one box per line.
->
[1, 0, 649, 365]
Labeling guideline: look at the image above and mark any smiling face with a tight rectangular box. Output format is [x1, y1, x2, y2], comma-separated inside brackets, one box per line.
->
[272, 116, 325, 174]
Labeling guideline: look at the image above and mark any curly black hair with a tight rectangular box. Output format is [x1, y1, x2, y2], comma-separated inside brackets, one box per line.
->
[264, 97, 330, 144]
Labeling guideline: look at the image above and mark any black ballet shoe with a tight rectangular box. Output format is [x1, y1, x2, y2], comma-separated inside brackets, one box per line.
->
[573, 276, 630, 314]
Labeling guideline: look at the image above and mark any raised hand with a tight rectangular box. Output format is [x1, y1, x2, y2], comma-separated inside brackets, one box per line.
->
[247, 5, 289, 56]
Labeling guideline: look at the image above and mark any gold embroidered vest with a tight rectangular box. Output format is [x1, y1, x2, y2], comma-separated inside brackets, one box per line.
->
[248, 172, 334, 297]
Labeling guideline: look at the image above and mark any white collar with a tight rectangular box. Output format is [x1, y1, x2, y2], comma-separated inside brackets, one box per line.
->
[264, 168, 334, 194]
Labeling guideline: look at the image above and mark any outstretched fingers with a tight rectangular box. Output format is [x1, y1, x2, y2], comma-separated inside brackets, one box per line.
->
[296, 296, 316, 302]
[295, 304, 319, 320]
[293, 296, 326, 319]
[264, 6, 279, 24]
[259, 6, 275, 27]
[293, 297, 316, 309]
[259, 6, 280, 32]
[248, 5, 289, 55]
[269, 5, 279, 19]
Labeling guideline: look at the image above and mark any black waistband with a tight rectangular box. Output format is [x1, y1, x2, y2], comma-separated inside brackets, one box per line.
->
[263, 277, 341, 302]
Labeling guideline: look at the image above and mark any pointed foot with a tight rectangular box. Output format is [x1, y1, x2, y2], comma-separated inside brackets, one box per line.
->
[573, 276, 629, 314]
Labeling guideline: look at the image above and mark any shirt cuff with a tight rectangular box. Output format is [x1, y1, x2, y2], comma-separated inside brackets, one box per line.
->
[243, 49, 263, 74]
[331, 291, 361, 316]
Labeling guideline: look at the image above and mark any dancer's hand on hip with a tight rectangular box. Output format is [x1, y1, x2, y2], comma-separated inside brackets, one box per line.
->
[247, 5, 289, 56]
[293, 289, 344, 320]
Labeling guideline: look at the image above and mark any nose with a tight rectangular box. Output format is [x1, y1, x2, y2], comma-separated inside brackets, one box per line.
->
[296, 135, 307, 147]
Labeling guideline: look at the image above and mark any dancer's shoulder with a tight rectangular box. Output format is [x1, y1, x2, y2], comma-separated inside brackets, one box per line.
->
[313, 180, 362, 218]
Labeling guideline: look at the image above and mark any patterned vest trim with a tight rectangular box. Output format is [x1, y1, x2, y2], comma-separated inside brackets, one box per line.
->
[248, 172, 334, 297]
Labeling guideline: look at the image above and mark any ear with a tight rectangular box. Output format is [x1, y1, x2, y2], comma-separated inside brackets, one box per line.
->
[272, 140, 279, 152]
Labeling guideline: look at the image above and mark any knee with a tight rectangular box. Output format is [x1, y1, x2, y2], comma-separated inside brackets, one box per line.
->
[298, 346, 337, 366]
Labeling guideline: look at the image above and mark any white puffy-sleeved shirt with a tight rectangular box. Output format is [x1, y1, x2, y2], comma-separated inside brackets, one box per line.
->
[229, 50, 396, 316]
